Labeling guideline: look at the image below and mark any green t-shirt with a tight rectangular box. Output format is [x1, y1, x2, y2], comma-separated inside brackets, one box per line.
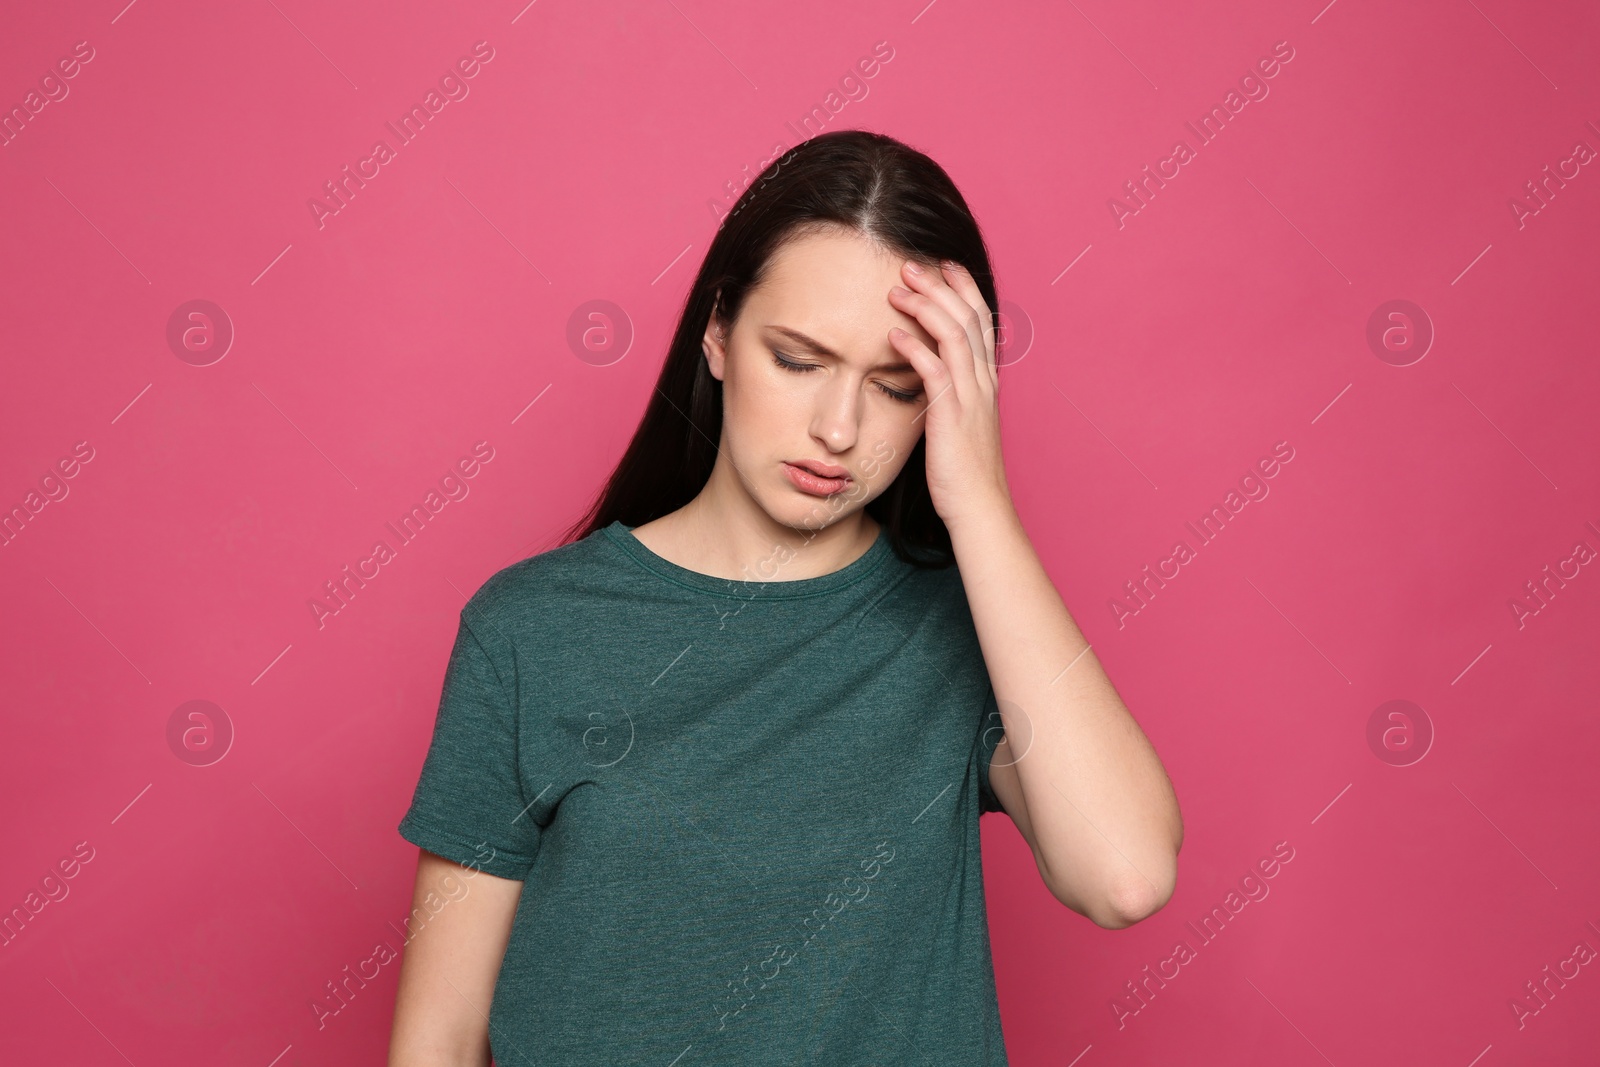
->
[398, 519, 1009, 1065]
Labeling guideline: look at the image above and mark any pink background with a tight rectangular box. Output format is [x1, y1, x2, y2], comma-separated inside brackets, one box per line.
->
[3, 0, 1598, 1063]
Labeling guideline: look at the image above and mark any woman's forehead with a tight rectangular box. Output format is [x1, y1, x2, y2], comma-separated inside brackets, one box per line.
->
[745, 231, 931, 348]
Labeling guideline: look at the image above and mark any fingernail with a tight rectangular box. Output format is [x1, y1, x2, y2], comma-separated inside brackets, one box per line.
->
[905, 260, 924, 274]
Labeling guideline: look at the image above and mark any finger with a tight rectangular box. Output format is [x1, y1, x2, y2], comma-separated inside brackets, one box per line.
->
[889, 263, 980, 405]
[915, 260, 985, 403]
[938, 260, 998, 395]
[888, 325, 957, 426]
[898, 260, 985, 399]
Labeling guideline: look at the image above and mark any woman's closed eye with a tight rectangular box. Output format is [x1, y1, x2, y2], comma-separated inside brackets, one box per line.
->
[771, 350, 922, 404]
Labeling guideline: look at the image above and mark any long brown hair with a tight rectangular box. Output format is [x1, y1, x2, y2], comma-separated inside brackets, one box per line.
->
[560, 129, 1001, 567]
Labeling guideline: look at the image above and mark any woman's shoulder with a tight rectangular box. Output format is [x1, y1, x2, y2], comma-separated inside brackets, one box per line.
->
[868, 551, 978, 636]
[459, 525, 619, 628]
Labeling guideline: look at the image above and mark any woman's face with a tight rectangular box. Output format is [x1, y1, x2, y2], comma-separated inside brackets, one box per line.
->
[703, 226, 937, 532]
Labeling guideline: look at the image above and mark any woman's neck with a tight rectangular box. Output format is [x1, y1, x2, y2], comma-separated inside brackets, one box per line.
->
[628, 493, 880, 583]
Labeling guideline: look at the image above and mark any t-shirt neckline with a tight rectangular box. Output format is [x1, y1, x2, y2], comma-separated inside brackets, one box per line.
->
[602, 519, 896, 599]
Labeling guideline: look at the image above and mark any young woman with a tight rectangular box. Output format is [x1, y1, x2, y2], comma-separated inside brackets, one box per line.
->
[388, 130, 1182, 1066]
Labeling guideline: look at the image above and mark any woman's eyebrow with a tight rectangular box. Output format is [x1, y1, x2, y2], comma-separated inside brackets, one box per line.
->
[765, 324, 916, 372]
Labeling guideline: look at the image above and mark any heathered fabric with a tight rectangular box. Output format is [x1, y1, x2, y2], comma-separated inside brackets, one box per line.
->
[398, 519, 1008, 1066]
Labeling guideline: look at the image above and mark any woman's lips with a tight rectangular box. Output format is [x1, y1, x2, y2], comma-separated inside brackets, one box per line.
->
[783, 462, 852, 497]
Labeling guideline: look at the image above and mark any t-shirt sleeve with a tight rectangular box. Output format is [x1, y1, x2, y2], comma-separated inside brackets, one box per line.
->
[397, 609, 542, 880]
[977, 683, 1005, 815]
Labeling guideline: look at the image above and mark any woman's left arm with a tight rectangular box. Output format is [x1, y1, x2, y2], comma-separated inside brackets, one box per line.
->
[887, 258, 1183, 931]
[951, 499, 1182, 929]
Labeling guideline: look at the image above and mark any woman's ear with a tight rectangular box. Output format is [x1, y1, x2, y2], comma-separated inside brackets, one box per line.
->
[702, 307, 728, 381]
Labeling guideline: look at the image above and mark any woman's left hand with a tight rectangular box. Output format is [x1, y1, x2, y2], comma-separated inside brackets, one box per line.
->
[887, 259, 1013, 532]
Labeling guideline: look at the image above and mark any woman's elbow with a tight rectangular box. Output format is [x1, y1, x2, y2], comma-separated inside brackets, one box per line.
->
[1062, 861, 1178, 930]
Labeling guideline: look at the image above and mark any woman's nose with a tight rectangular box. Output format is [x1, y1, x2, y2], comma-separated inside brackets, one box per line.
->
[809, 380, 861, 451]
